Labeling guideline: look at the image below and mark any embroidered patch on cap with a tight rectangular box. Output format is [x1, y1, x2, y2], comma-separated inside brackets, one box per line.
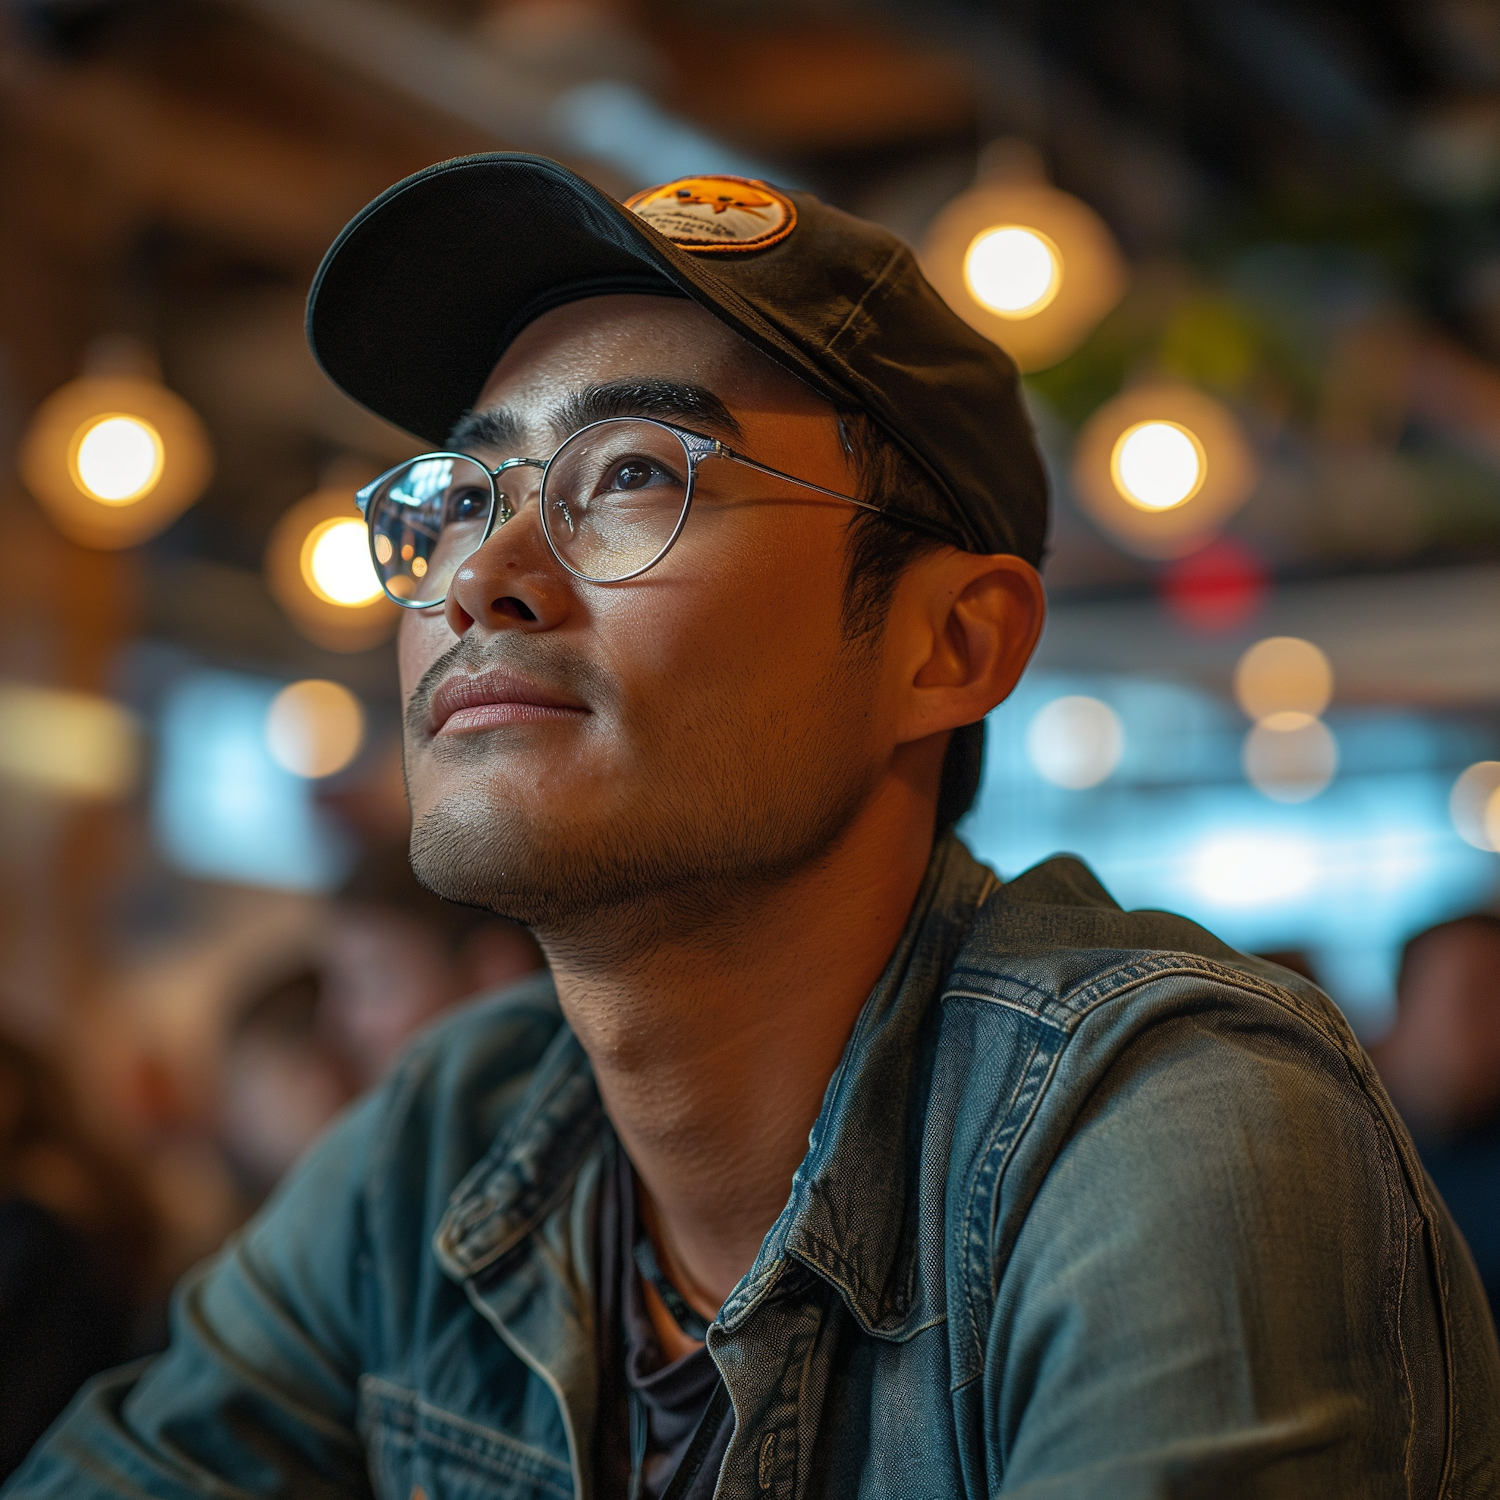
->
[624, 176, 796, 254]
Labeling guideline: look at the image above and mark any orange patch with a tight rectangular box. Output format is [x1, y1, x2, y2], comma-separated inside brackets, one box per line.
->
[625, 176, 796, 253]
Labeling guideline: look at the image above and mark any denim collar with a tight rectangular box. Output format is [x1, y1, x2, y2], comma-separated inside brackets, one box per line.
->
[434, 835, 996, 1338]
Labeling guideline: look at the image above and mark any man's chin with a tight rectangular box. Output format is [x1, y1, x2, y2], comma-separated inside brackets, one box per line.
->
[407, 800, 550, 922]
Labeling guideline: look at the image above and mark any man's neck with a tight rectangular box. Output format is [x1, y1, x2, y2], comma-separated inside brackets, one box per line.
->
[540, 775, 940, 1324]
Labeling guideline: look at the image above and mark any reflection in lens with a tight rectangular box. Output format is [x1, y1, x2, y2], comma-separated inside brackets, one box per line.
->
[542, 419, 692, 581]
[368, 454, 492, 604]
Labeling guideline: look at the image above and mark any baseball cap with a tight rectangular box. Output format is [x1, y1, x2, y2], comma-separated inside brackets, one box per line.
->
[306, 153, 1048, 565]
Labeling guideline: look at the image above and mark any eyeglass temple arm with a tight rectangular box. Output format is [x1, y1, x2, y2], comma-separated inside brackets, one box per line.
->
[711, 443, 885, 515]
[712, 442, 963, 547]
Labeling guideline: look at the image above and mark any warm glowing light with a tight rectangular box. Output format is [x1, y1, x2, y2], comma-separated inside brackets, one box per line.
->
[0, 684, 141, 800]
[374, 533, 393, 565]
[1072, 386, 1258, 560]
[963, 226, 1061, 318]
[1234, 637, 1334, 722]
[1243, 714, 1337, 803]
[70, 415, 166, 504]
[1025, 695, 1124, 789]
[266, 483, 398, 652]
[922, 160, 1128, 372]
[301, 517, 384, 608]
[1191, 832, 1315, 906]
[1110, 421, 1206, 511]
[1450, 761, 1500, 851]
[264, 680, 365, 779]
[20, 374, 212, 549]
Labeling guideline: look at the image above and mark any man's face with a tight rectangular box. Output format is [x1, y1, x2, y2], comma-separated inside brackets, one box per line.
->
[399, 294, 900, 936]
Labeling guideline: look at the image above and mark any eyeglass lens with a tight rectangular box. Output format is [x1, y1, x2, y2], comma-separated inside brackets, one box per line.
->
[367, 454, 495, 605]
[540, 420, 692, 583]
[366, 421, 696, 603]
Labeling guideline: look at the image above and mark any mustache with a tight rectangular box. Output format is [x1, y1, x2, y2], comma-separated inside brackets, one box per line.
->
[404, 634, 611, 741]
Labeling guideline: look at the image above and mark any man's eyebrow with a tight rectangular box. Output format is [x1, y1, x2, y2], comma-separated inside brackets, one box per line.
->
[446, 379, 743, 456]
[556, 381, 744, 441]
[447, 406, 523, 453]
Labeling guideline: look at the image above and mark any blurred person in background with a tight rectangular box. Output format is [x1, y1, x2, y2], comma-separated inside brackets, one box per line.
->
[318, 848, 543, 1090]
[221, 854, 543, 1198]
[218, 967, 354, 1201]
[0, 1037, 155, 1480]
[1373, 913, 1500, 1321]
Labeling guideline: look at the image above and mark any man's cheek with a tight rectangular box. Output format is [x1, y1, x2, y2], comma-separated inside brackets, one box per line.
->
[396, 612, 450, 703]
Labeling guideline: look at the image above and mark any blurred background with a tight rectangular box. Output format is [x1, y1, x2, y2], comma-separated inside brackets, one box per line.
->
[3, 0, 1500, 1457]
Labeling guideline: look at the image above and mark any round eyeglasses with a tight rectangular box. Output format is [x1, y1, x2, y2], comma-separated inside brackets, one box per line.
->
[355, 416, 891, 608]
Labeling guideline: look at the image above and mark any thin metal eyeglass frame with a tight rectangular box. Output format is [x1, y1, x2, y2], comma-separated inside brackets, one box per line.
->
[354, 416, 891, 608]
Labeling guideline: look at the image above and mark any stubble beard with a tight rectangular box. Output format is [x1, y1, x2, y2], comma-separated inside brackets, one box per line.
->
[406, 637, 883, 961]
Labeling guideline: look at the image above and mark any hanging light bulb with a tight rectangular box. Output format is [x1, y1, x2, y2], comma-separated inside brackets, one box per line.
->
[1072, 385, 1259, 559]
[922, 140, 1129, 372]
[18, 342, 213, 548]
[1110, 421, 1207, 511]
[71, 415, 166, 504]
[963, 226, 1063, 318]
[266, 469, 398, 653]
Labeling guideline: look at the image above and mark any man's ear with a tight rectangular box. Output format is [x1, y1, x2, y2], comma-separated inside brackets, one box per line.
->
[894, 551, 1045, 747]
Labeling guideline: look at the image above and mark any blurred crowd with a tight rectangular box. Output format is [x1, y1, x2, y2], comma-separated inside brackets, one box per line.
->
[0, 846, 542, 1473]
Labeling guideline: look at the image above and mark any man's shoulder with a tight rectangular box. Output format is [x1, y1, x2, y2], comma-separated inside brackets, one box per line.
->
[932, 850, 1393, 1241]
[944, 850, 1347, 1054]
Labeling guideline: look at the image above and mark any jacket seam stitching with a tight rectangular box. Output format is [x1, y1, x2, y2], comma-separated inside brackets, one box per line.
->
[959, 1028, 1056, 1374]
[358, 1375, 573, 1479]
[786, 1237, 948, 1342]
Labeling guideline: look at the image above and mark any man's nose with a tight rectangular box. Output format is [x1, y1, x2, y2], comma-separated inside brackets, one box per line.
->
[442, 487, 571, 635]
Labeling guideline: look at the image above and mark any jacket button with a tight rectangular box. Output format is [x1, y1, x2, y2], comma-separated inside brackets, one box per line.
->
[757, 1431, 776, 1490]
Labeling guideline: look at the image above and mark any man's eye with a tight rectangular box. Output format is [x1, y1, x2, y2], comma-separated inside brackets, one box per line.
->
[607, 459, 658, 492]
[447, 487, 489, 522]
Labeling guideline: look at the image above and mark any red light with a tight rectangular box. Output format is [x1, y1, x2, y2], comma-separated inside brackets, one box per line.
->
[1158, 537, 1269, 634]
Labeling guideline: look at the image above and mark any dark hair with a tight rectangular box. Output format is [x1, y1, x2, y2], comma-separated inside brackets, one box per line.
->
[836, 409, 987, 830]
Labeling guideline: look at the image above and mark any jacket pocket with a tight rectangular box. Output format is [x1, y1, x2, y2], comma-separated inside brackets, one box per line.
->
[358, 1375, 574, 1500]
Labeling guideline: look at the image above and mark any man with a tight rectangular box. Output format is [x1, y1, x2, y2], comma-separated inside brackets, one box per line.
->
[8, 156, 1497, 1498]
[1374, 913, 1500, 1322]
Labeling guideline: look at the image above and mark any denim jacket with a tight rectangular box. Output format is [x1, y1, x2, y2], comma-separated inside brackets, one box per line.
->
[8, 837, 1499, 1499]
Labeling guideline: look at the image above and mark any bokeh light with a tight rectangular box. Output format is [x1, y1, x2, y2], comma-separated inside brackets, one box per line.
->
[1191, 832, 1316, 906]
[1025, 695, 1124, 789]
[1111, 421, 1206, 511]
[1450, 761, 1500, 851]
[0, 684, 141, 800]
[302, 517, 384, 607]
[1071, 385, 1259, 559]
[963, 226, 1061, 318]
[266, 484, 399, 653]
[71, 415, 165, 504]
[1157, 537, 1269, 635]
[1242, 713, 1338, 802]
[1234, 636, 1334, 722]
[264, 679, 365, 779]
[19, 374, 213, 548]
[922, 166, 1128, 372]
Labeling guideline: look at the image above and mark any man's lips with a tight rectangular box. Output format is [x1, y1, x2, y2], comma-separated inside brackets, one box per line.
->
[428, 668, 589, 735]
